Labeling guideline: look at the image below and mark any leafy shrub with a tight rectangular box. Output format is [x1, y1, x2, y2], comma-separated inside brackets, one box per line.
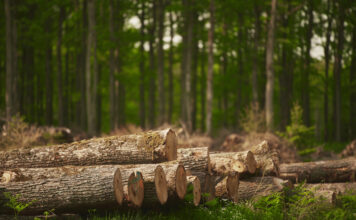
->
[240, 103, 266, 133]
[278, 102, 315, 150]
[3, 192, 36, 219]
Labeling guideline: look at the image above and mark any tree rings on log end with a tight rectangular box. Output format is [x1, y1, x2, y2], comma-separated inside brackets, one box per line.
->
[154, 165, 168, 204]
[175, 165, 187, 199]
[246, 151, 257, 174]
[113, 168, 124, 205]
[128, 171, 144, 207]
[227, 172, 240, 202]
[165, 129, 178, 161]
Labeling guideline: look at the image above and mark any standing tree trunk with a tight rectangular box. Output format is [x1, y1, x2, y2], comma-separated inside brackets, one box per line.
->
[148, 1, 157, 129]
[109, 0, 116, 131]
[324, 0, 332, 141]
[167, 10, 174, 124]
[157, 0, 166, 125]
[45, 19, 53, 125]
[200, 41, 206, 131]
[57, 6, 65, 126]
[139, 0, 146, 129]
[252, 3, 260, 106]
[5, 0, 17, 122]
[206, 0, 215, 135]
[333, 0, 345, 141]
[86, 0, 98, 136]
[302, 0, 313, 126]
[350, 14, 356, 139]
[265, 0, 277, 131]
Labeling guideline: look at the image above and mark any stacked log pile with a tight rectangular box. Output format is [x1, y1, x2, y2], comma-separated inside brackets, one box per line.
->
[0, 130, 355, 216]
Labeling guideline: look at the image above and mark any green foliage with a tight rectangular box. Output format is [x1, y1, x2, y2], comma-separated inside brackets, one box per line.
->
[3, 192, 35, 219]
[278, 102, 315, 150]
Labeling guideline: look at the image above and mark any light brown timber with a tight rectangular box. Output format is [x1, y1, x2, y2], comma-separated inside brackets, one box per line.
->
[280, 158, 356, 183]
[251, 141, 280, 176]
[215, 172, 239, 202]
[187, 175, 201, 206]
[0, 129, 178, 169]
[210, 151, 256, 175]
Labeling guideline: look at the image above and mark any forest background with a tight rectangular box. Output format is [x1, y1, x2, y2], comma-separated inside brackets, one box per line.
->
[1, 0, 355, 146]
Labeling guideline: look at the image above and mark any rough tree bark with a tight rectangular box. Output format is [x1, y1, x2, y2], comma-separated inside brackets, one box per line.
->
[280, 158, 356, 183]
[304, 182, 356, 194]
[252, 141, 280, 176]
[265, 0, 277, 131]
[238, 176, 292, 201]
[0, 129, 178, 169]
[177, 147, 210, 182]
[0, 166, 121, 215]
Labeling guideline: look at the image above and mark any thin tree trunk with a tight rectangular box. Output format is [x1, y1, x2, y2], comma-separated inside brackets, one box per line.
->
[86, 0, 97, 136]
[324, 0, 332, 141]
[80, 0, 88, 131]
[265, 0, 277, 131]
[45, 18, 53, 125]
[139, 1, 146, 129]
[252, 2, 260, 106]
[302, 0, 313, 126]
[206, 0, 215, 135]
[350, 15, 356, 139]
[333, 0, 345, 141]
[222, 22, 228, 128]
[200, 41, 206, 131]
[157, 0, 165, 125]
[57, 6, 65, 126]
[109, 0, 116, 131]
[5, 0, 15, 121]
[168, 10, 174, 124]
[184, 0, 194, 133]
[191, 11, 199, 131]
[148, 1, 156, 129]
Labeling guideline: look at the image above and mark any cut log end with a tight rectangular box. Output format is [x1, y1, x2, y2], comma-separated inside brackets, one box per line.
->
[165, 129, 178, 161]
[227, 172, 240, 202]
[246, 151, 257, 174]
[175, 165, 187, 199]
[154, 166, 168, 204]
[128, 172, 144, 207]
[113, 168, 123, 205]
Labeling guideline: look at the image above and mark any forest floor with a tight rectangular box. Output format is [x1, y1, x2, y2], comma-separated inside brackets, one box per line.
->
[1, 119, 355, 219]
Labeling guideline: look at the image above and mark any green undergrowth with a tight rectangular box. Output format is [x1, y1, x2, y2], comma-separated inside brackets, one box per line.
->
[88, 185, 356, 220]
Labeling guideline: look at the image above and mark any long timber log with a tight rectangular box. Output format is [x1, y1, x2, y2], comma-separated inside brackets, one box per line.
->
[0, 129, 177, 169]
[251, 141, 280, 176]
[210, 151, 256, 176]
[280, 158, 356, 183]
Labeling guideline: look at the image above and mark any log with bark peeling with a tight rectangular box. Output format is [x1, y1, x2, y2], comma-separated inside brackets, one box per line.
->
[238, 176, 292, 201]
[0, 129, 177, 169]
[210, 151, 256, 176]
[0, 165, 121, 214]
[280, 158, 356, 183]
[215, 172, 239, 202]
[252, 141, 280, 176]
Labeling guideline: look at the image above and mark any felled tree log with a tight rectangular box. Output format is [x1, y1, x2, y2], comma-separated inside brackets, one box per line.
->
[161, 163, 187, 199]
[313, 190, 336, 205]
[238, 177, 292, 201]
[0, 129, 177, 169]
[215, 172, 239, 202]
[304, 182, 356, 194]
[280, 158, 356, 183]
[186, 176, 201, 206]
[0, 165, 121, 215]
[252, 141, 280, 176]
[203, 174, 216, 202]
[210, 151, 256, 176]
[177, 147, 210, 181]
